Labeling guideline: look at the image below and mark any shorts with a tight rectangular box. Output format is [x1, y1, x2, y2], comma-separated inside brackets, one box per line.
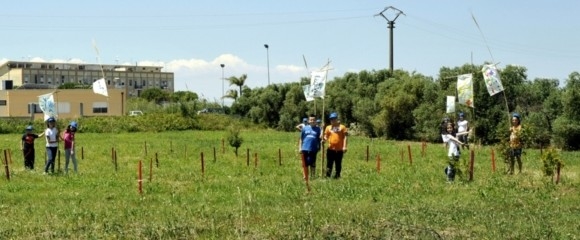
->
[510, 148, 522, 157]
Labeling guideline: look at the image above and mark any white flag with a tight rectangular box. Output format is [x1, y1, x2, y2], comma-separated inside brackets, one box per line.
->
[457, 74, 474, 108]
[481, 64, 504, 96]
[92, 78, 108, 97]
[309, 70, 326, 99]
[446, 96, 456, 113]
[38, 93, 57, 121]
[302, 85, 314, 102]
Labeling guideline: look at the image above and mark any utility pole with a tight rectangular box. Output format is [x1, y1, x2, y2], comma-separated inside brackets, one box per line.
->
[375, 6, 405, 73]
[220, 64, 225, 107]
[264, 44, 270, 85]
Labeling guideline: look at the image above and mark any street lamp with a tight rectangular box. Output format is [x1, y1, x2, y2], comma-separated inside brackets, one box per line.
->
[264, 44, 270, 85]
[220, 64, 225, 107]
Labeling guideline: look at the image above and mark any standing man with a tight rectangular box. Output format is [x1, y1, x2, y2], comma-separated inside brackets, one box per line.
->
[299, 115, 322, 179]
[323, 112, 348, 179]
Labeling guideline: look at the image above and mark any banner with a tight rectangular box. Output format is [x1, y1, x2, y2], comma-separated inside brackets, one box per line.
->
[481, 64, 504, 96]
[92, 78, 108, 97]
[446, 96, 456, 113]
[38, 93, 57, 121]
[457, 73, 474, 108]
[309, 70, 326, 99]
[302, 85, 314, 102]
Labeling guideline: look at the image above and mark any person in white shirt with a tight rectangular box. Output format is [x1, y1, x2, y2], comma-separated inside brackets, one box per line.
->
[457, 112, 469, 150]
[442, 122, 466, 182]
[44, 117, 60, 174]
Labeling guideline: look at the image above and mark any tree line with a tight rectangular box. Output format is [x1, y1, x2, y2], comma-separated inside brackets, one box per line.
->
[137, 64, 580, 150]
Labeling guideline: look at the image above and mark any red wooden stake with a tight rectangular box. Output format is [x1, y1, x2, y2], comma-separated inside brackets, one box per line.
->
[469, 149, 475, 181]
[4, 149, 10, 181]
[376, 154, 381, 173]
[407, 145, 413, 165]
[300, 152, 310, 192]
[138, 160, 143, 195]
[491, 148, 496, 173]
[201, 152, 205, 178]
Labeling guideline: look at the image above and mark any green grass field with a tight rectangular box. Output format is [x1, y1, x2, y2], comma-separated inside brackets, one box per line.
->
[1, 130, 578, 239]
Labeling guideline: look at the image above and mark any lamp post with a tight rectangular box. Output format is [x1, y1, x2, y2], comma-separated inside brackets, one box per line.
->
[264, 44, 270, 85]
[220, 64, 225, 107]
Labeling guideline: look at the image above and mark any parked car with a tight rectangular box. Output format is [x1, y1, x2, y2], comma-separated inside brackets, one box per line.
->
[129, 110, 144, 116]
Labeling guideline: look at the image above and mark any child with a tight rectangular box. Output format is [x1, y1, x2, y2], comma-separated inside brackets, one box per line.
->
[21, 125, 44, 170]
[44, 117, 59, 174]
[323, 112, 348, 179]
[508, 113, 523, 174]
[63, 121, 78, 173]
[295, 118, 308, 131]
[298, 115, 322, 179]
[457, 112, 469, 150]
[442, 122, 465, 182]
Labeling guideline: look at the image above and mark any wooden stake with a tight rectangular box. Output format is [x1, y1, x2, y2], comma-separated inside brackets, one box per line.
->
[469, 149, 475, 181]
[201, 152, 205, 178]
[155, 152, 159, 168]
[246, 148, 250, 167]
[138, 160, 143, 195]
[366, 145, 369, 162]
[407, 145, 413, 165]
[149, 158, 153, 182]
[4, 149, 10, 180]
[491, 148, 496, 172]
[376, 154, 381, 173]
[81, 146, 84, 160]
[278, 148, 282, 166]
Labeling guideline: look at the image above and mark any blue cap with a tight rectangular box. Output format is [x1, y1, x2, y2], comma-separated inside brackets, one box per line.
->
[512, 113, 521, 122]
[70, 121, 78, 128]
[316, 119, 321, 123]
[302, 118, 307, 123]
[459, 112, 464, 117]
[329, 112, 338, 119]
[25, 125, 33, 130]
[47, 117, 56, 122]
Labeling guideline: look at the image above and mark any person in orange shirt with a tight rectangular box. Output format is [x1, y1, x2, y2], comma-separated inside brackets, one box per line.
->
[323, 112, 348, 179]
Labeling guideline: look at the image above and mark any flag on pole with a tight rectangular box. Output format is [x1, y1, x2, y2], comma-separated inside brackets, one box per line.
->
[92, 78, 108, 97]
[446, 96, 456, 113]
[309, 70, 326, 99]
[481, 64, 504, 96]
[38, 93, 57, 121]
[302, 85, 314, 102]
[457, 74, 474, 108]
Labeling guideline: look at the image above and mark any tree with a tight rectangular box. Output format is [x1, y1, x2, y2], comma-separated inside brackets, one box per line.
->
[223, 89, 239, 102]
[227, 74, 247, 98]
[140, 88, 169, 104]
[226, 125, 244, 157]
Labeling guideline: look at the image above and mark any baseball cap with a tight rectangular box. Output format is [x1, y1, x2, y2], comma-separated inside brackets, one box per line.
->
[329, 112, 338, 119]
[25, 125, 33, 130]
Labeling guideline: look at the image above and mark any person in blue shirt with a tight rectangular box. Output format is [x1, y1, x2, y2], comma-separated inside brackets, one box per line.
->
[298, 114, 322, 179]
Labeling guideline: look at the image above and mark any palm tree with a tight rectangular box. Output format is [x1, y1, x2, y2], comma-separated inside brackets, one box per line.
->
[223, 89, 239, 102]
[227, 74, 247, 98]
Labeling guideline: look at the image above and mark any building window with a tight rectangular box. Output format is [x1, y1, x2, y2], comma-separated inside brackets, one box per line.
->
[58, 102, 70, 114]
[0, 100, 6, 106]
[27, 103, 43, 113]
[92, 102, 108, 113]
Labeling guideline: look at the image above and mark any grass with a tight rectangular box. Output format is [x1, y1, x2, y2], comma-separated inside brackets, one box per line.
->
[0, 130, 578, 239]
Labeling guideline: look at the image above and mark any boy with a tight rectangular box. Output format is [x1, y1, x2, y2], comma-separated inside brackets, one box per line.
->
[21, 125, 44, 170]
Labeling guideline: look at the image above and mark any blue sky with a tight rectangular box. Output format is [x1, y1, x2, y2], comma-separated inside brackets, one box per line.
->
[1, 0, 579, 104]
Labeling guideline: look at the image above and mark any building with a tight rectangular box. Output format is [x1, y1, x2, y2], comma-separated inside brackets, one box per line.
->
[0, 60, 174, 118]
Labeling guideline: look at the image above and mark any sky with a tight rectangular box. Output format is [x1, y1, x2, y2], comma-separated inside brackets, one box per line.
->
[1, 0, 579, 105]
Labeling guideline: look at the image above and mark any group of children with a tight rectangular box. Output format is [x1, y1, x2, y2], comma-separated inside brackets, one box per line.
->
[441, 112, 524, 182]
[297, 112, 348, 179]
[20, 117, 79, 175]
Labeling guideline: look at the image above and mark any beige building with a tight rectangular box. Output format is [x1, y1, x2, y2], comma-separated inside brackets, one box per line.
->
[0, 89, 125, 119]
[0, 60, 174, 118]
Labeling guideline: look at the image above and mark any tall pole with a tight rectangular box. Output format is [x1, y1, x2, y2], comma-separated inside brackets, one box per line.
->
[375, 6, 405, 73]
[264, 44, 270, 85]
[220, 64, 225, 107]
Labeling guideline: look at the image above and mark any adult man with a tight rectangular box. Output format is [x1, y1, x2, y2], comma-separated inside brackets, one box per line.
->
[323, 112, 348, 179]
